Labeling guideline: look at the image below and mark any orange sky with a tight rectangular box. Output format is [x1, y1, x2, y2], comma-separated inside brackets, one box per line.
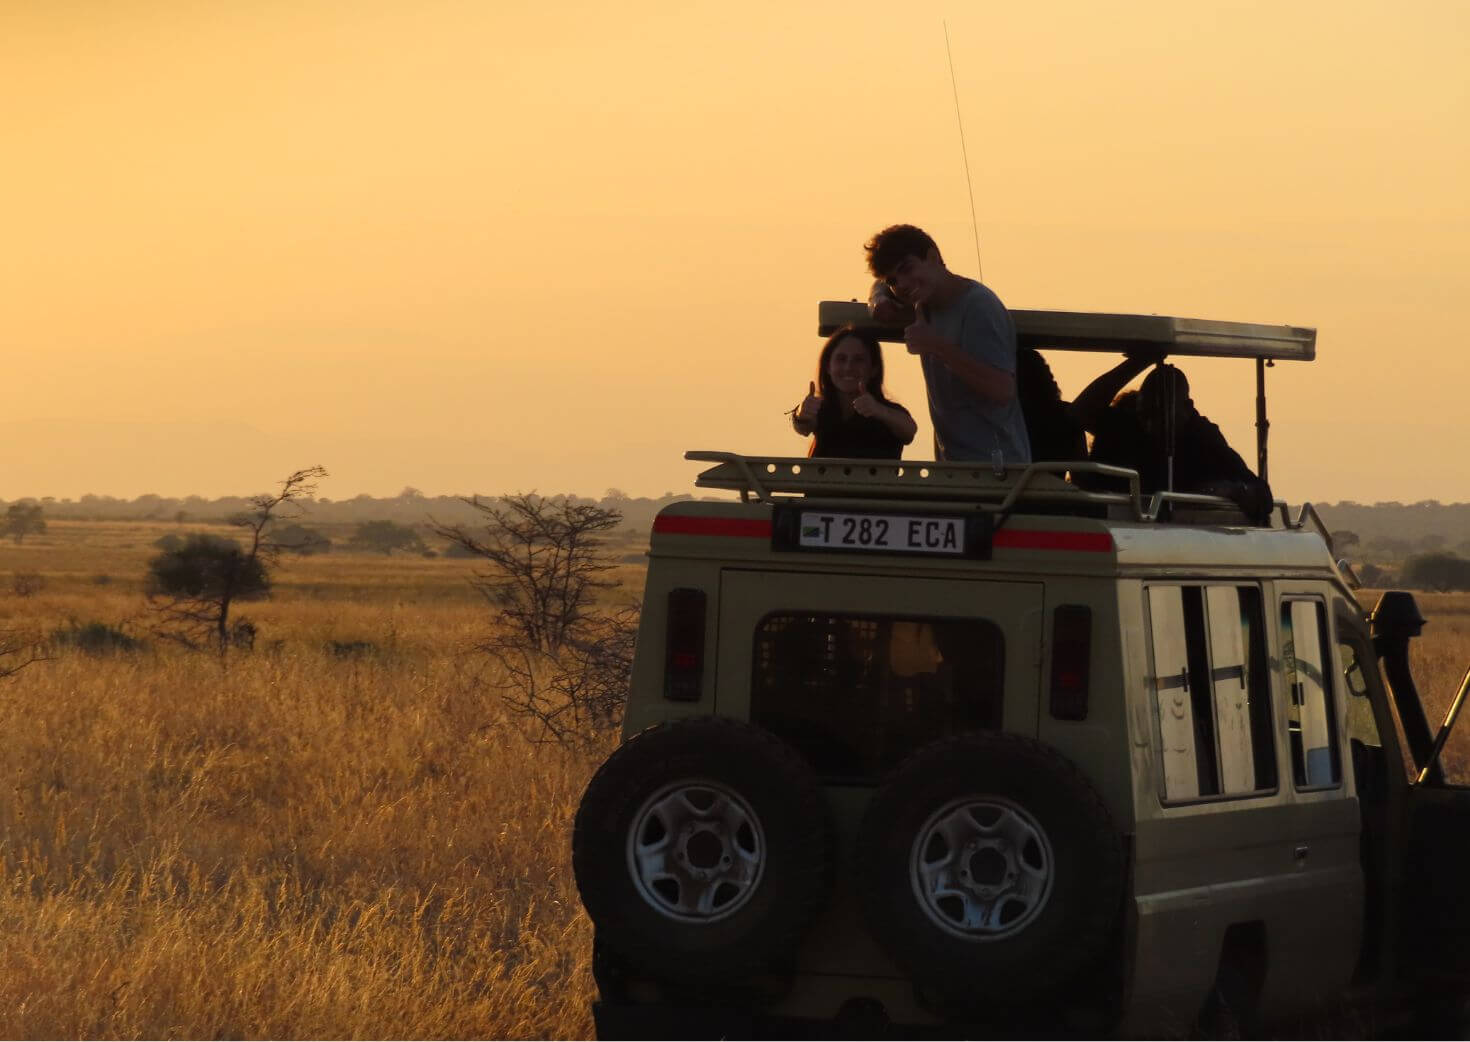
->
[6, 0, 1468, 502]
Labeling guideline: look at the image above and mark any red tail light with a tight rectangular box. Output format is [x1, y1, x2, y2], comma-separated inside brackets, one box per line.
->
[664, 588, 707, 702]
[1050, 605, 1092, 721]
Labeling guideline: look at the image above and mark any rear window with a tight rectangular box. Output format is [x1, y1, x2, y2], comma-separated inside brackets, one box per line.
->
[751, 613, 1004, 779]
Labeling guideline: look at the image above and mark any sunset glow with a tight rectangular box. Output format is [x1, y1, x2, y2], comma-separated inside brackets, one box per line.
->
[7, 0, 1467, 502]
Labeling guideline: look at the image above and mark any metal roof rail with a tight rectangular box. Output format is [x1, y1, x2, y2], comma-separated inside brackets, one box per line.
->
[685, 451, 1246, 523]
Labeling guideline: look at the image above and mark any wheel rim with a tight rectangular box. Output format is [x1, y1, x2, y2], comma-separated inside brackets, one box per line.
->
[909, 794, 1054, 940]
[625, 779, 766, 923]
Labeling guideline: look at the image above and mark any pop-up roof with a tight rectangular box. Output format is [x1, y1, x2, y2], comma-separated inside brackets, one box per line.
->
[816, 300, 1317, 487]
[817, 301, 1316, 361]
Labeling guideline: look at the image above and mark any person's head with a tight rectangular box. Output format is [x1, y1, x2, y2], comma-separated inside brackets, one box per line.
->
[817, 327, 887, 400]
[864, 224, 947, 308]
[1016, 347, 1063, 411]
[1138, 364, 1194, 439]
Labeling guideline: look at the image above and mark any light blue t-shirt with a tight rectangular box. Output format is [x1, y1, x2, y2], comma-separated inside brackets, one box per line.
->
[921, 279, 1031, 463]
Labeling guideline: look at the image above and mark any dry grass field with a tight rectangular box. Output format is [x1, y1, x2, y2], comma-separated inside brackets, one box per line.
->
[0, 520, 650, 1039]
[0, 520, 1467, 1038]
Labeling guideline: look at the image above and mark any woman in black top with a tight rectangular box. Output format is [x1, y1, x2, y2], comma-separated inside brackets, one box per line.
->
[792, 326, 916, 459]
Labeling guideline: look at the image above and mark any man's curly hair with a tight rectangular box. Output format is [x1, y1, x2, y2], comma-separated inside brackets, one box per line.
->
[864, 224, 940, 279]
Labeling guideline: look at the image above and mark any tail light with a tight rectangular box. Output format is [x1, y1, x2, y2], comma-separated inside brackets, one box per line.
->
[1050, 605, 1092, 721]
[664, 588, 707, 702]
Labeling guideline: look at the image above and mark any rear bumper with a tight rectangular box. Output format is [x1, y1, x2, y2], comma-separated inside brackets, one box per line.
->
[592, 999, 1097, 1040]
[592, 999, 933, 1040]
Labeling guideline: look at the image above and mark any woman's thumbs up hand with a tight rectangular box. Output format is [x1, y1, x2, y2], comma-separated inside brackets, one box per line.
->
[851, 382, 881, 418]
[796, 381, 821, 425]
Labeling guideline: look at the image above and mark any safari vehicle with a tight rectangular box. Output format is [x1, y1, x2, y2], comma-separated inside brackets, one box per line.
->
[571, 305, 1470, 1038]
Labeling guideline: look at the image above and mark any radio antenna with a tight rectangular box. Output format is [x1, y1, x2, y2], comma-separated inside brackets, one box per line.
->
[944, 21, 984, 279]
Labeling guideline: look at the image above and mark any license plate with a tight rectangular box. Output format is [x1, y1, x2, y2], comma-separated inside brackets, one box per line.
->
[796, 511, 966, 555]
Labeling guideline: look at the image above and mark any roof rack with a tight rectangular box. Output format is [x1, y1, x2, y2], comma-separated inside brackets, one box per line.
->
[688, 452, 1332, 538]
[816, 302, 1316, 361]
[688, 451, 1243, 523]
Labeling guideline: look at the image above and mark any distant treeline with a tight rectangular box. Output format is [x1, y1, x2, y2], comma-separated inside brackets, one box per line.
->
[1313, 501, 1470, 559]
[6, 492, 1470, 554]
[0, 489, 692, 534]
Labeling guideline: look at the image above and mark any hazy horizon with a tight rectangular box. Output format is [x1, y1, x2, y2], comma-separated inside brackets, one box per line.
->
[8, 2, 1467, 503]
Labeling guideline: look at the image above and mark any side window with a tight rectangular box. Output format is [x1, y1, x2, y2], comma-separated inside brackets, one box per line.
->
[1147, 584, 1274, 802]
[1282, 599, 1341, 789]
[751, 614, 1004, 780]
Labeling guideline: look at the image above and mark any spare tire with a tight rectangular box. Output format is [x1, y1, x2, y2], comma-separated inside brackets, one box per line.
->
[572, 717, 832, 982]
[853, 731, 1124, 1008]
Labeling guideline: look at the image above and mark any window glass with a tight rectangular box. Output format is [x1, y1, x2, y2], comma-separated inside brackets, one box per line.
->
[1208, 586, 1276, 793]
[1148, 584, 1274, 802]
[752, 614, 1004, 779]
[1149, 586, 1204, 800]
[1282, 600, 1341, 788]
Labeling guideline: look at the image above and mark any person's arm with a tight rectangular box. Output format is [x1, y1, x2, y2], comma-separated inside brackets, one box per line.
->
[792, 381, 820, 436]
[1069, 354, 1160, 433]
[904, 311, 1014, 405]
[854, 394, 917, 444]
[868, 280, 914, 324]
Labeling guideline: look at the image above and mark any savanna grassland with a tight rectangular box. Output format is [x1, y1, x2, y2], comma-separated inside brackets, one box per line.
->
[2, 520, 1469, 1039]
[0, 519, 648, 1039]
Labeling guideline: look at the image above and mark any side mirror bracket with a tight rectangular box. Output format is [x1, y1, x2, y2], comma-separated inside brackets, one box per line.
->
[1416, 666, 1470, 787]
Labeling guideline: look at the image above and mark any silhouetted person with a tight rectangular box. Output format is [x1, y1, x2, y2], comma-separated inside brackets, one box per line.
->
[864, 224, 1030, 463]
[1017, 347, 1086, 466]
[792, 327, 917, 459]
[1072, 357, 1273, 523]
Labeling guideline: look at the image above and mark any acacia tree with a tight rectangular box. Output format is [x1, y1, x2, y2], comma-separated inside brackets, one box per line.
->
[146, 466, 326, 654]
[432, 493, 634, 746]
[4, 502, 45, 544]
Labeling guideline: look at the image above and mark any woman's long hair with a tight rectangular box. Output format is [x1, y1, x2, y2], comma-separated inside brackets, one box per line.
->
[807, 327, 901, 458]
[815, 326, 894, 403]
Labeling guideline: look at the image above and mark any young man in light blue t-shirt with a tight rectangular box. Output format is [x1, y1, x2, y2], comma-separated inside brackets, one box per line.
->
[865, 224, 1031, 464]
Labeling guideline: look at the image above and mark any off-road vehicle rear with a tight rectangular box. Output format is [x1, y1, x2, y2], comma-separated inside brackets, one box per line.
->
[572, 307, 1470, 1037]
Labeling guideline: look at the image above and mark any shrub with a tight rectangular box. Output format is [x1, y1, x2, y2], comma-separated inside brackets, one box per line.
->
[273, 523, 332, 556]
[1400, 552, 1470, 592]
[11, 572, 44, 597]
[432, 493, 632, 747]
[1356, 562, 1390, 587]
[349, 521, 425, 556]
[326, 639, 379, 658]
[51, 621, 145, 655]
